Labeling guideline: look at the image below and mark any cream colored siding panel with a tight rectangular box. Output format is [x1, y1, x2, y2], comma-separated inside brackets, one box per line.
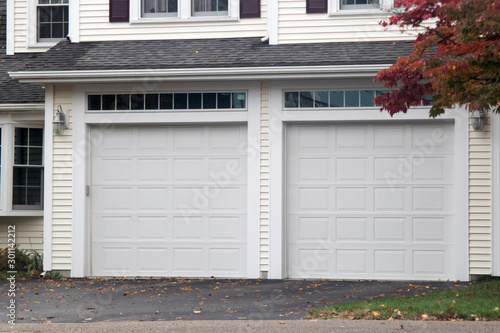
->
[469, 113, 492, 276]
[50, 85, 74, 271]
[471, 268, 492, 275]
[470, 220, 492, 227]
[0, 217, 43, 252]
[79, 0, 267, 42]
[277, 0, 407, 44]
[260, 81, 270, 273]
[14, 0, 28, 52]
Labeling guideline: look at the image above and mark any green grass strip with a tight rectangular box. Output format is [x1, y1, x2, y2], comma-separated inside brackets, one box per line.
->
[306, 281, 500, 321]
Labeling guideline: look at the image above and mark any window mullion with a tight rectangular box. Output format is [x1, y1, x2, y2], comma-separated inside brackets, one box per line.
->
[179, 0, 190, 19]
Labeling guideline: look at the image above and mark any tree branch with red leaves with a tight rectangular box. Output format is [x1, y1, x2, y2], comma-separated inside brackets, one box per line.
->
[374, 0, 500, 117]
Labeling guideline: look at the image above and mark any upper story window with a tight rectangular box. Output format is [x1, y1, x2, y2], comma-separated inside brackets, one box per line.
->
[341, 0, 379, 10]
[133, 0, 238, 21]
[37, 0, 69, 42]
[322, 0, 392, 14]
[192, 0, 228, 16]
[142, 0, 178, 17]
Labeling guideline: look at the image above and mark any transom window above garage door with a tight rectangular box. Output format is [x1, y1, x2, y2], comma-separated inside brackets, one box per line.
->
[284, 90, 433, 109]
[87, 92, 246, 111]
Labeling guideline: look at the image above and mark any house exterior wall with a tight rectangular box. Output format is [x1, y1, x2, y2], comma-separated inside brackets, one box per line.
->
[12, 0, 268, 53]
[469, 112, 493, 275]
[42, 81, 496, 279]
[276, 0, 408, 44]
[50, 84, 74, 271]
[0, 217, 43, 252]
[79, 0, 267, 42]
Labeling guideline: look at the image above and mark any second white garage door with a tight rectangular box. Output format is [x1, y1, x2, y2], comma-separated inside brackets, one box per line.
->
[287, 122, 456, 280]
[91, 125, 247, 277]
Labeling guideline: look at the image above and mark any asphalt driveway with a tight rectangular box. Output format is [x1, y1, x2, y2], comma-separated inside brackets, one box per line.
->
[1, 278, 468, 323]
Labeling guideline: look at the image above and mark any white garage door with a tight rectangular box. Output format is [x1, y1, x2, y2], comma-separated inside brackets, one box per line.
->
[91, 125, 247, 277]
[287, 122, 456, 280]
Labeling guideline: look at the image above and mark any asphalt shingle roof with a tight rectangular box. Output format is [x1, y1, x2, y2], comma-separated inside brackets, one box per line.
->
[18, 38, 415, 72]
[0, 0, 45, 104]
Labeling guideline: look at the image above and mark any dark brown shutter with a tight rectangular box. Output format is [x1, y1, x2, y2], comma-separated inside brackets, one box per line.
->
[110, 0, 129, 22]
[306, 0, 328, 13]
[240, 0, 261, 18]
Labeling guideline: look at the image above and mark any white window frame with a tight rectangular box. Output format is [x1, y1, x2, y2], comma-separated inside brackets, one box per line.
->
[329, 0, 393, 15]
[131, 0, 238, 23]
[27, 0, 78, 49]
[0, 123, 44, 217]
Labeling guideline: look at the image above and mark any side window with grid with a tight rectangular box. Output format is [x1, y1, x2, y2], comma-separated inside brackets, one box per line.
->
[13, 128, 44, 210]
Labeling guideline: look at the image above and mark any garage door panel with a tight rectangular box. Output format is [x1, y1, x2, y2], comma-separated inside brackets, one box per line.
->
[209, 216, 246, 241]
[374, 217, 406, 242]
[93, 127, 134, 156]
[209, 158, 246, 184]
[137, 159, 168, 183]
[288, 123, 456, 280]
[288, 125, 332, 154]
[208, 126, 245, 153]
[173, 127, 204, 152]
[412, 124, 454, 153]
[92, 125, 247, 277]
[94, 187, 134, 212]
[137, 217, 168, 240]
[336, 217, 369, 242]
[336, 126, 369, 150]
[336, 158, 368, 182]
[373, 125, 408, 151]
[137, 127, 169, 153]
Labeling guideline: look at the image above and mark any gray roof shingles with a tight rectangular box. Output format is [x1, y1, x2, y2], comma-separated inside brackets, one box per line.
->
[17, 38, 414, 72]
[0, 0, 45, 104]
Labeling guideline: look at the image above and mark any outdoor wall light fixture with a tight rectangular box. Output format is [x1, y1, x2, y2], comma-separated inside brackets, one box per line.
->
[53, 105, 67, 135]
[471, 110, 487, 131]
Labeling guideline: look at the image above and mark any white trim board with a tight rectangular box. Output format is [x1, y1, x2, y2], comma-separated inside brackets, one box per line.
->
[6, 0, 14, 55]
[43, 85, 54, 271]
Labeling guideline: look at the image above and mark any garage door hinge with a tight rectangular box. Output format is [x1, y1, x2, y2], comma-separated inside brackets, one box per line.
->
[86, 185, 90, 196]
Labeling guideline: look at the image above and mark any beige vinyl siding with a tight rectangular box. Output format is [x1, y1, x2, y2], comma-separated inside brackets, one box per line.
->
[469, 113, 492, 275]
[0, 217, 43, 252]
[277, 0, 410, 44]
[79, 0, 267, 42]
[51, 85, 74, 270]
[13, 0, 28, 52]
[259, 81, 270, 273]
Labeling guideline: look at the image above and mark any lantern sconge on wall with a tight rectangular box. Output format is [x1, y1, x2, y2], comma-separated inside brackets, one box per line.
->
[53, 105, 67, 135]
[471, 109, 487, 132]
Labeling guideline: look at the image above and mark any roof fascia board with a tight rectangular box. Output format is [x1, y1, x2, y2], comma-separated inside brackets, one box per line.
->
[9, 65, 390, 83]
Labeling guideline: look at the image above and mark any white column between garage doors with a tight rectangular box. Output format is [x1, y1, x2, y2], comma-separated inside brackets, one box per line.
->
[70, 82, 261, 278]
